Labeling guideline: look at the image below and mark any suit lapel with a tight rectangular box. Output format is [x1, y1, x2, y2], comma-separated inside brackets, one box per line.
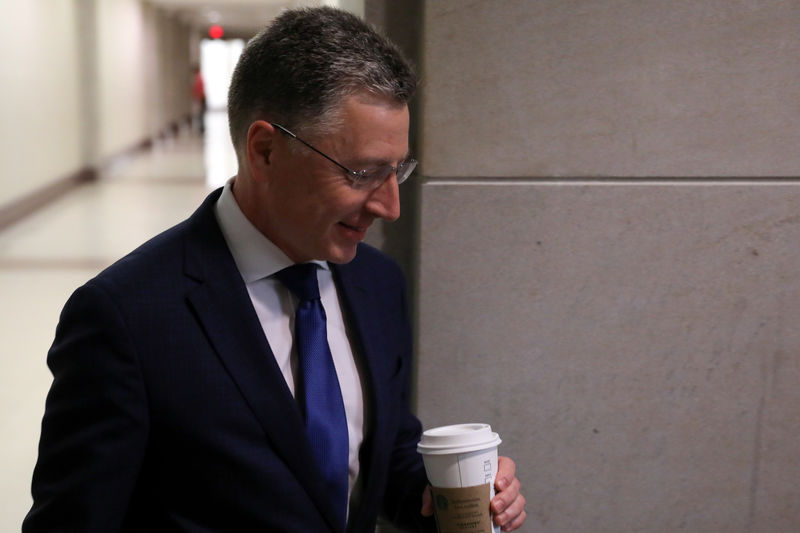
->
[181, 191, 345, 532]
[331, 260, 396, 505]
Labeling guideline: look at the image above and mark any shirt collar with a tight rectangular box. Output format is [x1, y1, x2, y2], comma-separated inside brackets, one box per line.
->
[214, 178, 328, 283]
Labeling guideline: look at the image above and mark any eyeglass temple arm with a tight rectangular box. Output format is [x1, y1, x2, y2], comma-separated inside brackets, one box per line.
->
[269, 122, 358, 176]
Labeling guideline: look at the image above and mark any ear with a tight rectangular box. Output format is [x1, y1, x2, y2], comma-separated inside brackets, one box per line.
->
[246, 120, 277, 182]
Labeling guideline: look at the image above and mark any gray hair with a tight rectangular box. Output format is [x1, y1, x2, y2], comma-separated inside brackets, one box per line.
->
[227, 6, 417, 158]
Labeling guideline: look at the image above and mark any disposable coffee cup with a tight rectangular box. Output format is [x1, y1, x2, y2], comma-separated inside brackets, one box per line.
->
[417, 423, 502, 533]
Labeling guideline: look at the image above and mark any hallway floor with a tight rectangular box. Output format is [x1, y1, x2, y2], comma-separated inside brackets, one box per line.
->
[0, 113, 235, 531]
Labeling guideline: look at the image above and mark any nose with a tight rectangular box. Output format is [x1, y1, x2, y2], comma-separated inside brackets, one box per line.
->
[364, 174, 401, 221]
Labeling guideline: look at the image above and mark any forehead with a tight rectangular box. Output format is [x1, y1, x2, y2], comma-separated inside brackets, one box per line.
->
[324, 94, 410, 160]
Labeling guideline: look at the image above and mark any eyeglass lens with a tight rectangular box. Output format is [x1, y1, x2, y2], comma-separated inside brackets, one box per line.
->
[357, 159, 417, 189]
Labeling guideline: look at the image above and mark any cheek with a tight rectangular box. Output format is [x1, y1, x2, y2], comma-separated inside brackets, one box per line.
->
[278, 171, 369, 229]
[314, 185, 367, 218]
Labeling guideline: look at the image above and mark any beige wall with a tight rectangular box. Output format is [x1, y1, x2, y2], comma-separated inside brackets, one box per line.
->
[96, 0, 149, 159]
[95, 0, 191, 160]
[0, 0, 192, 213]
[0, 1, 83, 209]
[414, 1, 800, 532]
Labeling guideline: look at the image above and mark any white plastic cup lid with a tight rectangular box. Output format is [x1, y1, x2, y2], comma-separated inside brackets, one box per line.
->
[417, 423, 501, 455]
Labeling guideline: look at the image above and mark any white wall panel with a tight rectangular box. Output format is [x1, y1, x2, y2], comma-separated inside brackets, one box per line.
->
[0, 1, 82, 208]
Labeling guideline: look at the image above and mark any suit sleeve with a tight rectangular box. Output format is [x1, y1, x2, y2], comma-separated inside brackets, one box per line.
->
[380, 274, 437, 533]
[23, 280, 149, 532]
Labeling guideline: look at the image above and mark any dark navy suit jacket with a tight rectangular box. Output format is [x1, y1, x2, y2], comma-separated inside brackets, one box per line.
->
[24, 189, 433, 532]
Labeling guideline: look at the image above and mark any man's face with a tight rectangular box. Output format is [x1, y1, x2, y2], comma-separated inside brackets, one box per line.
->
[259, 94, 410, 264]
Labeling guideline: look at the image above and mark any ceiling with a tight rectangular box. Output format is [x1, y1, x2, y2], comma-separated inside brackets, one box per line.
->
[145, 0, 326, 38]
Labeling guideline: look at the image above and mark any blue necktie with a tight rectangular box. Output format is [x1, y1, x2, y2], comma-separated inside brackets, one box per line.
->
[275, 263, 349, 528]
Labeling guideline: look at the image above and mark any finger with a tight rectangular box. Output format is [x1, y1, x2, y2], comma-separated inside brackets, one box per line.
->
[492, 477, 526, 522]
[495, 456, 516, 491]
[491, 475, 521, 514]
[494, 486, 526, 531]
[500, 509, 527, 531]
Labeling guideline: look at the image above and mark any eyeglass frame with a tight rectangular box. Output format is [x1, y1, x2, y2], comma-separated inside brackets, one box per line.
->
[269, 122, 417, 190]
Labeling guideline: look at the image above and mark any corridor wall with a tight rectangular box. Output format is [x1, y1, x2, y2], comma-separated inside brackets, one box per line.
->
[95, 0, 192, 161]
[0, 0, 192, 223]
[0, 1, 83, 214]
[413, 2, 800, 532]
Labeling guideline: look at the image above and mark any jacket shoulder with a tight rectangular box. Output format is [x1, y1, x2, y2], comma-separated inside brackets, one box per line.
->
[88, 188, 223, 295]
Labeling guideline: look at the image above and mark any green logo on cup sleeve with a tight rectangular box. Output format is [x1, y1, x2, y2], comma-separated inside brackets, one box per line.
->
[435, 493, 449, 511]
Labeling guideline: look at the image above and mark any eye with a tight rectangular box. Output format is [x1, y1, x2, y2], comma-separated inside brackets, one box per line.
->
[345, 170, 371, 189]
[357, 167, 387, 183]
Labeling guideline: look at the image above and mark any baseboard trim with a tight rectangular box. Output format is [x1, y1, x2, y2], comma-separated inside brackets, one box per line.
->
[0, 120, 192, 232]
[0, 167, 96, 232]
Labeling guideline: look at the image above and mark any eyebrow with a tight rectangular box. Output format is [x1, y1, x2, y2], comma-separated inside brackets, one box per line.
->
[348, 152, 412, 170]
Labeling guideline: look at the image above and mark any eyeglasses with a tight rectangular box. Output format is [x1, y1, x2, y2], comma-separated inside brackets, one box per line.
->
[270, 122, 417, 190]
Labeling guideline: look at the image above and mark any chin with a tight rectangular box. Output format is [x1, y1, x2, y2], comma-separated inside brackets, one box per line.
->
[325, 245, 359, 264]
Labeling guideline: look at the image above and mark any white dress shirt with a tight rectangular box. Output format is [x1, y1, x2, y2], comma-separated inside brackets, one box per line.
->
[214, 180, 365, 510]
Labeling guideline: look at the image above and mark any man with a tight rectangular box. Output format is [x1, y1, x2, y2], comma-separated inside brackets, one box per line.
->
[24, 7, 526, 532]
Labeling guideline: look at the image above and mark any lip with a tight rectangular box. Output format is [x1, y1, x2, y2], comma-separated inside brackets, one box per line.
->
[338, 221, 368, 239]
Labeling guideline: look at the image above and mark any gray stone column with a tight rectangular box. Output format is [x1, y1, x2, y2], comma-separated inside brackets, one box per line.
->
[415, 1, 800, 532]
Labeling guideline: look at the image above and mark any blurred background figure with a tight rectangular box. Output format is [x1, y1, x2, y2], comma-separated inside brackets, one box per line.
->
[191, 64, 206, 135]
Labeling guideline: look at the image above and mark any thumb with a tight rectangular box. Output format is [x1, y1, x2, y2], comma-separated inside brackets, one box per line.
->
[420, 485, 434, 516]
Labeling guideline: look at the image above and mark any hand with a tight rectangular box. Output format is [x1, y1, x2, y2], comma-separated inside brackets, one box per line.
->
[491, 456, 526, 531]
[420, 455, 527, 531]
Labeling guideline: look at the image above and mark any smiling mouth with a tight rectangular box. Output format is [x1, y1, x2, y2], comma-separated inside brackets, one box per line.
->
[339, 221, 367, 232]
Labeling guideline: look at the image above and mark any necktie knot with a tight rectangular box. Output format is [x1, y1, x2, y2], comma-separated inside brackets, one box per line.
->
[275, 263, 320, 301]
